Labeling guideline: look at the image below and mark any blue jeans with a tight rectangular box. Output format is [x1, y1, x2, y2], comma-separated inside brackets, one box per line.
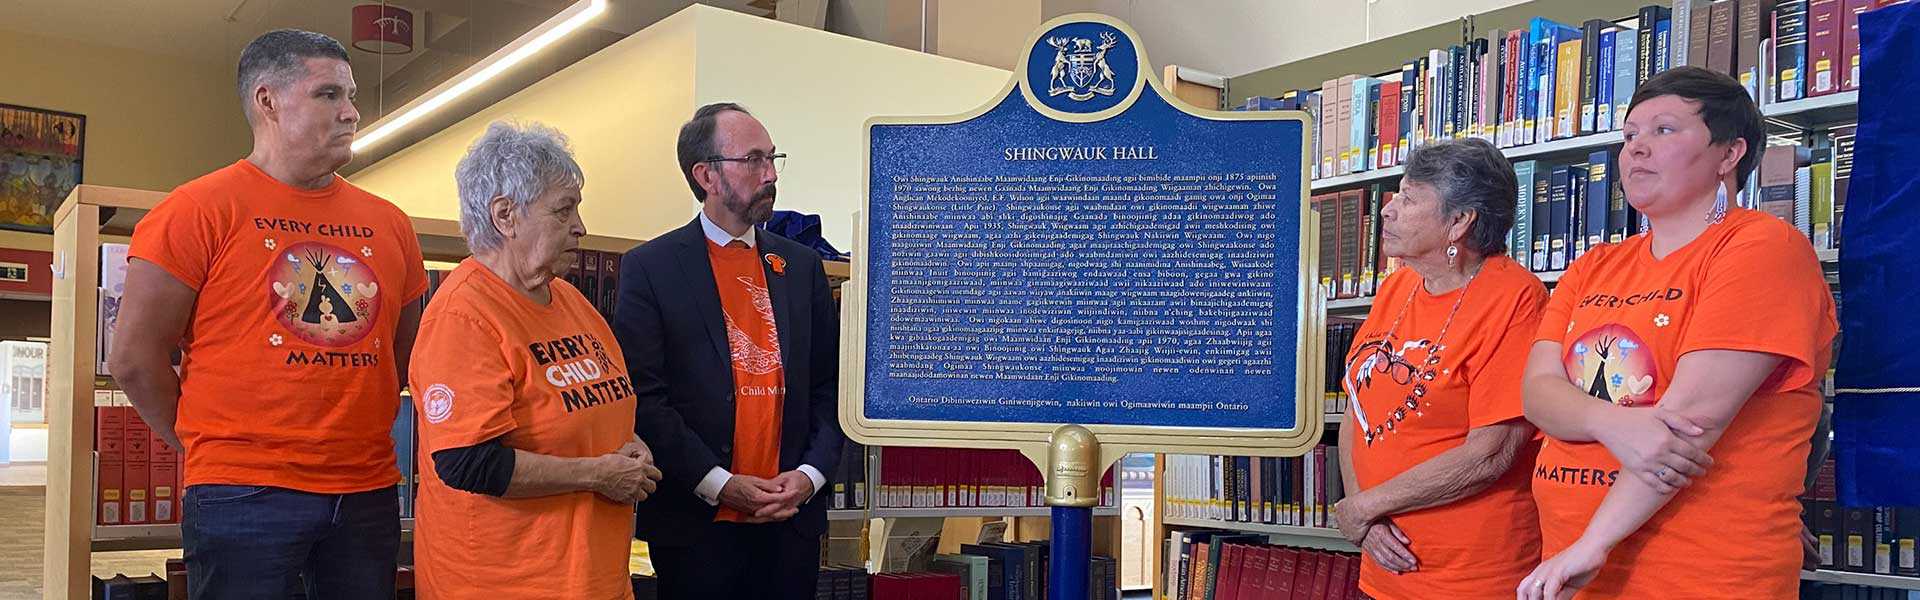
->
[181, 484, 399, 599]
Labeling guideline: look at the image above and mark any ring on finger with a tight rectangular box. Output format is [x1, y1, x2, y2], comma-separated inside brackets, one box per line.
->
[1656, 467, 1671, 479]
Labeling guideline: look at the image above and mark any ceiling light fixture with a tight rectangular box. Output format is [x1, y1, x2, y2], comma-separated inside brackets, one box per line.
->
[351, 0, 606, 153]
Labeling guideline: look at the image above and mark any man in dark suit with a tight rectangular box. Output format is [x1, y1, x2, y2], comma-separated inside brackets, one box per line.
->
[614, 102, 843, 600]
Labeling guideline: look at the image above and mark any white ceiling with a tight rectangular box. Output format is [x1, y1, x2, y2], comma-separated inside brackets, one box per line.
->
[0, 0, 775, 123]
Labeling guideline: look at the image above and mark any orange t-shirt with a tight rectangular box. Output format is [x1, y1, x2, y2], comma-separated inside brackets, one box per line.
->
[1343, 254, 1546, 599]
[128, 160, 427, 493]
[708, 241, 785, 522]
[410, 258, 637, 600]
[1532, 209, 1836, 599]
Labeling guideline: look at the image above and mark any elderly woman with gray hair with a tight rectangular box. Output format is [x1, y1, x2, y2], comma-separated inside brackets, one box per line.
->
[1330, 138, 1547, 599]
[408, 121, 661, 600]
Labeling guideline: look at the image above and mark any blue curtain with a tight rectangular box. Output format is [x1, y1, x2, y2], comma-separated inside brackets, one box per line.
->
[760, 210, 848, 260]
[1833, 2, 1920, 508]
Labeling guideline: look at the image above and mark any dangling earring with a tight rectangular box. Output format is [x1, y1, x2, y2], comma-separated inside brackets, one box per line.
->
[1706, 181, 1729, 224]
[1446, 243, 1459, 267]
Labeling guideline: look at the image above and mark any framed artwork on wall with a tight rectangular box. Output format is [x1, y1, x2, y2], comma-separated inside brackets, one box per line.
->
[0, 103, 86, 233]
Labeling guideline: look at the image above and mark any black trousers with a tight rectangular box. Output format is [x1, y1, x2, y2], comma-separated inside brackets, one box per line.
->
[651, 521, 821, 600]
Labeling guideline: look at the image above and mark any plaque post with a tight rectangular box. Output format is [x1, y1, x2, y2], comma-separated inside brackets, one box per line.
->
[1046, 424, 1099, 600]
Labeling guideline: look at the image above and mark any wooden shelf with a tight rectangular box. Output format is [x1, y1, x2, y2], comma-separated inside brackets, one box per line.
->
[1162, 516, 1358, 552]
[1802, 569, 1920, 591]
[1310, 131, 1625, 192]
[828, 509, 869, 521]
[870, 506, 1120, 518]
[1764, 91, 1860, 129]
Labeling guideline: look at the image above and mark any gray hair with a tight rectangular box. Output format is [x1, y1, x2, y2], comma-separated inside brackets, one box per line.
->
[454, 121, 585, 252]
[237, 29, 349, 125]
[1401, 138, 1517, 256]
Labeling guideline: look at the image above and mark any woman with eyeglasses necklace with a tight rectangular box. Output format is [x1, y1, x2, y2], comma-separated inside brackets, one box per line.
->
[1516, 66, 1836, 600]
[1332, 138, 1548, 600]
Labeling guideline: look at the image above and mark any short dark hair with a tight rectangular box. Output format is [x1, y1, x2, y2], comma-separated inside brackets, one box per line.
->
[1627, 66, 1765, 191]
[1401, 138, 1517, 256]
[677, 102, 751, 201]
[237, 29, 350, 124]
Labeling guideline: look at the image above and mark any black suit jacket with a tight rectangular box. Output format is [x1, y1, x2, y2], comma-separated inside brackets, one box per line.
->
[614, 217, 844, 545]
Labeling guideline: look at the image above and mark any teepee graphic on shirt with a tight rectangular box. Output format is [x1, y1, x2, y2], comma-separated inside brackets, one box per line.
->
[1586, 335, 1616, 403]
[300, 250, 358, 325]
[724, 275, 781, 375]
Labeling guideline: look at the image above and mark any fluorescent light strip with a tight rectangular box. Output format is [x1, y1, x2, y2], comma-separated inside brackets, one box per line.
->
[352, 0, 607, 152]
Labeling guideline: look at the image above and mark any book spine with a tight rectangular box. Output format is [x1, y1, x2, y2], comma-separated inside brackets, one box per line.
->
[1672, 0, 1694, 66]
[1738, 0, 1765, 99]
[1842, 0, 1872, 91]
[1776, 0, 1811, 101]
[1692, 2, 1717, 69]
[1514, 161, 1536, 264]
[1549, 167, 1572, 270]
[1655, 15, 1673, 74]
[1598, 30, 1616, 131]
[1616, 27, 1639, 129]
[1581, 20, 1602, 134]
[1556, 37, 1582, 140]
[1809, 0, 1844, 95]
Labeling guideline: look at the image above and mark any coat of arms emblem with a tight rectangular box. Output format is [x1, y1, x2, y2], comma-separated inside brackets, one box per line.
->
[1045, 32, 1119, 101]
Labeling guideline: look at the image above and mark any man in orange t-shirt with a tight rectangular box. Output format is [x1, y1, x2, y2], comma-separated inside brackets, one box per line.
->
[112, 30, 425, 598]
[615, 103, 845, 599]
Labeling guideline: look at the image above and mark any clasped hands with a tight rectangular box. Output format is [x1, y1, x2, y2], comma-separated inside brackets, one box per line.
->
[719, 470, 815, 524]
[1333, 493, 1418, 575]
[590, 438, 665, 504]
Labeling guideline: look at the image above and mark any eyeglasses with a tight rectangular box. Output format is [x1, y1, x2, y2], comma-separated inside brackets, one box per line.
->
[703, 152, 787, 173]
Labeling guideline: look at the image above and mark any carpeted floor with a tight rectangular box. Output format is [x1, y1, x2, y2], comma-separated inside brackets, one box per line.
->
[0, 486, 180, 599]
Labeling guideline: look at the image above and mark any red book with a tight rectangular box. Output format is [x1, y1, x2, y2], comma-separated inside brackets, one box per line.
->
[149, 432, 180, 524]
[1809, 0, 1845, 95]
[1269, 547, 1295, 599]
[1220, 544, 1245, 600]
[1312, 550, 1336, 600]
[121, 407, 152, 525]
[1237, 545, 1268, 600]
[95, 407, 125, 525]
[1842, 0, 1873, 90]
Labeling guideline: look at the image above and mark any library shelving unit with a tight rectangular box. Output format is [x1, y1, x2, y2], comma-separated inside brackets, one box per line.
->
[1148, 9, 1873, 600]
[43, 184, 647, 599]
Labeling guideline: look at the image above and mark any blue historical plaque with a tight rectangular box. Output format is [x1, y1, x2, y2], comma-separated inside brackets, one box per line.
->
[843, 14, 1322, 454]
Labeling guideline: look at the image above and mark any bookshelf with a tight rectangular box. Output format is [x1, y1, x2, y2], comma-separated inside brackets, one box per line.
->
[1307, 89, 1862, 194]
[1802, 570, 1920, 592]
[1151, 0, 1872, 594]
[1323, 249, 1837, 316]
[871, 506, 1123, 519]
[42, 184, 646, 599]
[1160, 516, 1359, 554]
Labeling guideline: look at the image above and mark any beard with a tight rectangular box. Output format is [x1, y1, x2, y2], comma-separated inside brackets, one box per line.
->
[720, 179, 777, 225]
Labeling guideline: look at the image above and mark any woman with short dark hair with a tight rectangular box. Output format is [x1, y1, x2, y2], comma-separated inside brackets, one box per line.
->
[1333, 137, 1547, 599]
[1518, 66, 1836, 599]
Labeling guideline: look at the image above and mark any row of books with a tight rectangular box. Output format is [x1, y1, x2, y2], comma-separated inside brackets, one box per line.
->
[875, 447, 1116, 509]
[1803, 582, 1920, 599]
[93, 405, 179, 526]
[1313, 135, 1851, 301]
[558, 249, 622, 321]
[1321, 322, 1362, 415]
[1166, 530, 1363, 600]
[1804, 457, 1920, 576]
[1266, 4, 1677, 183]
[830, 441, 870, 510]
[1680, 0, 1902, 105]
[1162, 446, 1347, 529]
[947, 543, 1119, 600]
